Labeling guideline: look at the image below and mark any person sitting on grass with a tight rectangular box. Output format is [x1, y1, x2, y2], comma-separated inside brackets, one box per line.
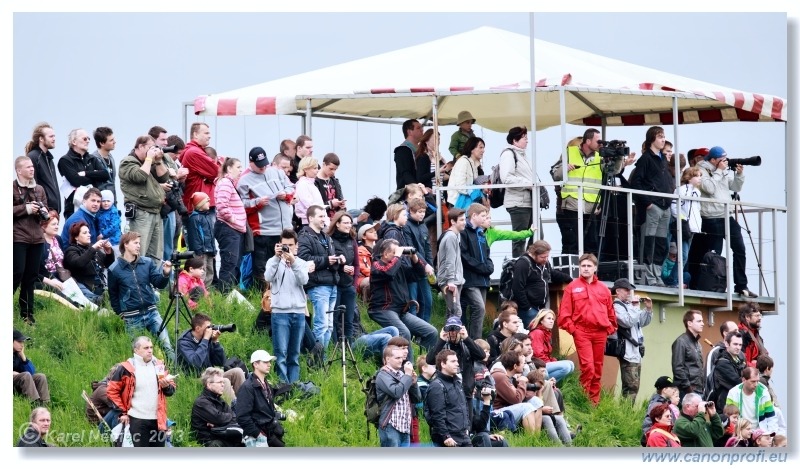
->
[191, 367, 245, 447]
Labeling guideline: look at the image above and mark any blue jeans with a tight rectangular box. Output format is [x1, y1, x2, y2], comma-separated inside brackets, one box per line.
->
[368, 309, 438, 351]
[519, 307, 539, 332]
[308, 285, 337, 348]
[78, 281, 105, 306]
[545, 360, 575, 383]
[379, 424, 410, 447]
[334, 285, 357, 341]
[162, 211, 176, 261]
[123, 309, 176, 362]
[354, 326, 399, 359]
[271, 313, 305, 384]
[407, 279, 433, 323]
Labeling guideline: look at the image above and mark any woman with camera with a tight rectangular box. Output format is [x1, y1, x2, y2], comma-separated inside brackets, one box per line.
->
[63, 221, 115, 305]
[13, 155, 49, 324]
[327, 211, 360, 343]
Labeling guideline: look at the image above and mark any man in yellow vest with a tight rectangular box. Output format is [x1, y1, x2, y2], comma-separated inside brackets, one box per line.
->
[554, 128, 603, 255]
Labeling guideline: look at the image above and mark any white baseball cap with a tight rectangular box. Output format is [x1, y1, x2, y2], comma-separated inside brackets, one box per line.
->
[250, 350, 276, 363]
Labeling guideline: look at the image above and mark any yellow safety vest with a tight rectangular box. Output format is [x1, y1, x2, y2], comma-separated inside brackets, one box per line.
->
[561, 146, 602, 203]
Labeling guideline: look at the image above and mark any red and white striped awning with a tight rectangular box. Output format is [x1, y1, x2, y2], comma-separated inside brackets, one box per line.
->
[193, 27, 786, 131]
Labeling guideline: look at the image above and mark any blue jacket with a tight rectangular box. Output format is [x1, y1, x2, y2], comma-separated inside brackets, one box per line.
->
[60, 206, 100, 247]
[107, 255, 169, 314]
[97, 206, 122, 245]
[460, 221, 493, 288]
[187, 209, 216, 254]
[177, 329, 226, 375]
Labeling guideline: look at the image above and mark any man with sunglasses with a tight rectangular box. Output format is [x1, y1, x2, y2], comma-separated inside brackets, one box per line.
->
[57, 128, 110, 219]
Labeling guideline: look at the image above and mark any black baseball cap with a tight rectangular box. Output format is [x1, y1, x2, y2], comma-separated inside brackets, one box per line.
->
[248, 146, 269, 168]
[14, 329, 30, 342]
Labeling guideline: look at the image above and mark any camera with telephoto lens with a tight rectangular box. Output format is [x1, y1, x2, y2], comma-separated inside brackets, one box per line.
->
[598, 139, 630, 161]
[726, 156, 762, 167]
[402, 247, 416, 255]
[211, 323, 237, 333]
[33, 201, 50, 222]
[155, 144, 178, 154]
[171, 250, 196, 262]
[474, 372, 496, 399]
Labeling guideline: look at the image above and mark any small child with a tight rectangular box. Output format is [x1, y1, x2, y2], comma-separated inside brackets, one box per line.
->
[97, 190, 122, 248]
[178, 256, 209, 309]
[449, 111, 477, 159]
[478, 211, 535, 248]
[186, 192, 217, 288]
[716, 404, 739, 447]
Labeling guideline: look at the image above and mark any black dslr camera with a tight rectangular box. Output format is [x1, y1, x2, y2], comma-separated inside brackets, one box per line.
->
[402, 247, 416, 255]
[172, 250, 195, 262]
[211, 323, 237, 333]
[155, 144, 178, 154]
[33, 201, 50, 222]
[598, 139, 630, 161]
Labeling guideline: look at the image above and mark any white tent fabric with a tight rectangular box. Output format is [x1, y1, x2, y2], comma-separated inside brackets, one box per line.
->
[193, 26, 786, 131]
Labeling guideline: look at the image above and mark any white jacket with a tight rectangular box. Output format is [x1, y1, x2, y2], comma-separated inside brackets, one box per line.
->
[671, 183, 702, 233]
[697, 160, 744, 219]
[498, 145, 533, 209]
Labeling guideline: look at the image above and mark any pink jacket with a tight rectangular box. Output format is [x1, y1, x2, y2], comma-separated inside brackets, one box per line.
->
[178, 271, 208, 309]
[214, 176, 247, 233]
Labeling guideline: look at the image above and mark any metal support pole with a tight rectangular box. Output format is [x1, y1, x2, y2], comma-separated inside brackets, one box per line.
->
[305, 99, 313, 136]
[529, 13, 540, 235]
[432, 95, 442, 240]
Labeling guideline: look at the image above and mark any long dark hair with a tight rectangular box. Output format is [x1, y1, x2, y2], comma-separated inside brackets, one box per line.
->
[327, 211, 355, 239]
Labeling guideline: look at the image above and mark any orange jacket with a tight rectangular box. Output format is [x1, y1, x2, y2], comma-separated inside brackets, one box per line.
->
[358, 245, 373, 278]
[106, 357, 176, 431]
[559, 275, 616, 335]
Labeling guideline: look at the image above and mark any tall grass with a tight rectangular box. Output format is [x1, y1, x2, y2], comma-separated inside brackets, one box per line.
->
[13, 288, 646, 447]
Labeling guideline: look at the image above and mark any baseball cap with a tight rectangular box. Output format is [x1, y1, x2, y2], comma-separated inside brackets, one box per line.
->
[611, 278, 636, 293]
[654, 376, 676, 391]
[752, 429, 776, 441]
[706, 146, 727, 161]
[13, 329, 30, 342]
[357, 222, 380, 241]
[248, 146, 269, 168]
[250, 349, 276, 363]
[444, 316, 462, 332]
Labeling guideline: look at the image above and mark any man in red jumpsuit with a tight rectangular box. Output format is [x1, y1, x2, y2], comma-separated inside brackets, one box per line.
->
[559, 253, 617, 405]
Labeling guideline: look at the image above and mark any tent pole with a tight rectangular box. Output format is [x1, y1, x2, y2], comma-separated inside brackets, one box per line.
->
[672, 96, 685, 305]
[529, 12, 540, 238]
[305, 98, 313, 137]
[432, 95, 442, 240]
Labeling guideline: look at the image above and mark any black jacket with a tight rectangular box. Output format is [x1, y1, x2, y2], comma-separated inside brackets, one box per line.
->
[27, 147, 61, 214]
[403, 218, 434, 266]
[369, 253, 425, 312]
[460, 222, 494, 289]
[426, 337, 486, 397]
[486, 330, 512, 366]
[330, 231, 358, 288]
[16, 426, 51, 447]
[297, 226, 340, 289]
[629, 148, 673, 210]
[314, 176, 344, 217]
[425, 374, 471, 443]
[711, 351, 746, 410]
[177, 330, 227, 375]
[57, 147, 110, 217]
[63, 243, 114, 290]
[234, 373, 282, 439]
[511, 254, 571, 313]
[671, 331, 705, 394]
[191, 388, 239, 445]
[394, 144, 418, 189]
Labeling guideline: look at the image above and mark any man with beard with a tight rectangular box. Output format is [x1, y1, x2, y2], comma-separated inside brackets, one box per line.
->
[737, 303, 767, 366]
[25, 122, 61, 214]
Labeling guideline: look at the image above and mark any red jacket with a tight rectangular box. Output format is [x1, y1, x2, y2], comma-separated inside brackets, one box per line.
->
[645, 422, 682, 447]
[106, 357, 176, 431]
[529, 325, 555, 363]
[177, 271, 208, 309]
[559, 275, 616, 335]
[181, 141, 220, 213]
[737, 321, 767, 366]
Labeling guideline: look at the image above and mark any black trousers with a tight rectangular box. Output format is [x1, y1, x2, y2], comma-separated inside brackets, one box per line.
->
[252, 234, 281, 292]
[129, 416, 166, 447]
[13, 242, 45, 321]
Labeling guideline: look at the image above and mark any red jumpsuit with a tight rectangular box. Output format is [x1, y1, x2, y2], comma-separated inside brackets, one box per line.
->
[559, 275, 616, 405]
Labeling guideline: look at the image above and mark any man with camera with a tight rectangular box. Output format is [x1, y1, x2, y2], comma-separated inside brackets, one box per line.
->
[235, 349, 286, 447]
[696, 146, 756, 297]
[490, 350, 542, 435]
[265, 228, 309, 385]
[13, 155, 48, 324]
[425, 316, 485, 406]
[424, 349, 474, 447]
[119, 134, 170, 261]
[610, 278, 653, 401]
[149, 126, 188, 261]
[674, 392, 724, 447]
[376, 344, 421, 447]
[368, 238, 438, 357]
[107, 231, 176, 362]
[177, 313, 245, 402]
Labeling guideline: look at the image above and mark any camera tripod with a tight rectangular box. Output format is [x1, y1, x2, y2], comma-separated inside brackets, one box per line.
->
[324, 304, 364, 419]
[157, 258, 194, 362]
[732, 192, 770, 296]
[591, 161, 624, 272]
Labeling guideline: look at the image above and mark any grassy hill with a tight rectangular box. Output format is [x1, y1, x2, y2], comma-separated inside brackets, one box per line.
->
[13, 287, 646, 447]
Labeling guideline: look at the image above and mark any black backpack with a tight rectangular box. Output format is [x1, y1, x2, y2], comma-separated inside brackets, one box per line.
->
[363, 373, 381, 432]
[697, 250, 727, 292]
[422, 377, 445, 427]
[498, 255, 533, 301]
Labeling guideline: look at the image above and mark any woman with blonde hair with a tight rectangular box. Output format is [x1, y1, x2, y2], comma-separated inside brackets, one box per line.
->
[294, 156, 324, 225]
[725, 418, 754, 447]
[528, 309, 575, 383]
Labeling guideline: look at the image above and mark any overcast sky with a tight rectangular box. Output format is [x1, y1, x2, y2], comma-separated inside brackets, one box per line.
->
[4, 3, 799, 462]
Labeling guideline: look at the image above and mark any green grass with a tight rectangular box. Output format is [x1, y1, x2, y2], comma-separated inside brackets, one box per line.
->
[13, 288, 647, 447]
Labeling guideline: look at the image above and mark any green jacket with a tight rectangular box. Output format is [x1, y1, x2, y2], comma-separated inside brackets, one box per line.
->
[119, 153, 169, 213]
[485, 226, 534, 247]
[674, 411, 724, 447]
[449, 129, 475, 159]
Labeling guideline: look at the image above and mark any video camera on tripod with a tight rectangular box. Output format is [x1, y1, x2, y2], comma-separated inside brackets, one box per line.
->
[598, 140, 630, 161]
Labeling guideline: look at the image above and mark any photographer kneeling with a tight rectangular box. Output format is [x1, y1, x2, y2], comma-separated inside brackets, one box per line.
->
[178, 313, 245, 402]
[191, 367, 245, 447]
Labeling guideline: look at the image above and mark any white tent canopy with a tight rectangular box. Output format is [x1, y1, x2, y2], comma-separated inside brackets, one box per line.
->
[193, 26, 786, 131]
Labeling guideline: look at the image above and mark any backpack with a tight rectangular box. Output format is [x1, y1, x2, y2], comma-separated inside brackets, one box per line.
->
[498, 255, 533, 301]
[363, 372, 384, 439]
[422, 377, 445, 427]
[489, 149, 516, 209]
[697, 250, 727, 292]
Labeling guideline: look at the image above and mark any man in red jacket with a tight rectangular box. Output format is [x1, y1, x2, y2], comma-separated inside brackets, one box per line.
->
[181, 122, 220, 214]
[737, 302, 768, 366]
[559, 253, 616, 405]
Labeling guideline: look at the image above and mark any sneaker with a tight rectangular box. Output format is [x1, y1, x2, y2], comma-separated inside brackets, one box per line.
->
[737, 289, 758, 298]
